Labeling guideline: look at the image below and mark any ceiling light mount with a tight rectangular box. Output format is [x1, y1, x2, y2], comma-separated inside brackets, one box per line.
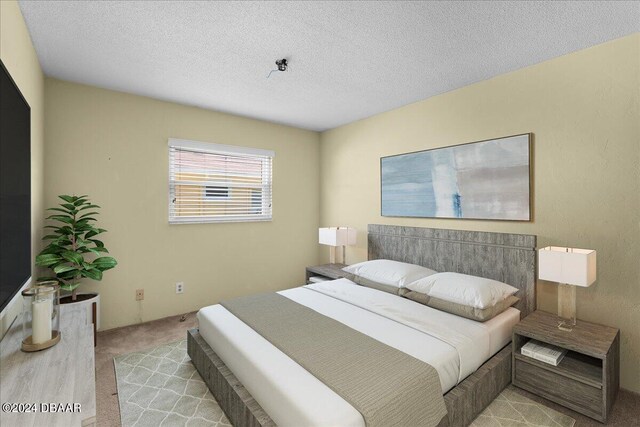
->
[267, 58, 288, 78]
[276, 58, 288, 71]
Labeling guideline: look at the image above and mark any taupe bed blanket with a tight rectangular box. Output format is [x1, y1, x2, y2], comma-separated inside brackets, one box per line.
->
[221, 292, 447, 427]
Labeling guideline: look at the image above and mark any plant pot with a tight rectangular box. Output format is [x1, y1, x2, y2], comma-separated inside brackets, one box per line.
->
[60, 292, 101, 332]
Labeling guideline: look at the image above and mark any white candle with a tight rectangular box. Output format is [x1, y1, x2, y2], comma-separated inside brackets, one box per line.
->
[32, 298, 52, 344]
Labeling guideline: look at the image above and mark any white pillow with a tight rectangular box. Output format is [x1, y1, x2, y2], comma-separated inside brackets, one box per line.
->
[342, 259, 437, 288]
[405, 272, 518, 309]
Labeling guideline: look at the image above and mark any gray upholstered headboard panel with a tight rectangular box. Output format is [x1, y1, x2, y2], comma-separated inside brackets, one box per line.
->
[368, 224, 537, 317]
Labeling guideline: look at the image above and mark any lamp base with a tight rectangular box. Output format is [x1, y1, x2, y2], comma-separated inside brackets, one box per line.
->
[557, 319, 576, 332]
[557, 283, 577, 331]
[329, 246, 336, 264]
[329, 246, 347, 264]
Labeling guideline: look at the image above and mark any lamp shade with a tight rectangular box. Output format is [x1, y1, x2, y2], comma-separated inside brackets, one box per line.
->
[319, 227, 356, 247]
[538, 246, 596, 287]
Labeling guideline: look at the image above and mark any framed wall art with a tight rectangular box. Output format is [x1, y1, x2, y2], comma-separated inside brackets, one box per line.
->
[381, 133, 531, 221]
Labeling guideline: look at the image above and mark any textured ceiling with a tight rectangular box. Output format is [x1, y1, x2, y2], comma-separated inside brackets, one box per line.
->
[18, 1, 640, 131]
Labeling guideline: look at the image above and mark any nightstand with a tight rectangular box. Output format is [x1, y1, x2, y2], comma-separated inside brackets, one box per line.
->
[512, 310, 619, 423]
[305, 263, 351, 283]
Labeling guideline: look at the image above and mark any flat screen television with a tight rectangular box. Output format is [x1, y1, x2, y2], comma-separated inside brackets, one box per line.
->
[0, 60, 31, 313]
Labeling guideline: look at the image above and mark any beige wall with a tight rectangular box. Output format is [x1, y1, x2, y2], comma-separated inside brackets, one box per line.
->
[44, 79, 320, 330]
[320, 34, 640, 392]
[0, 0, 45, 337]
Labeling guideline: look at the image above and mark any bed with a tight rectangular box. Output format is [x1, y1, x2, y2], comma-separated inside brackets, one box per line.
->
[188, 225, 537, 426]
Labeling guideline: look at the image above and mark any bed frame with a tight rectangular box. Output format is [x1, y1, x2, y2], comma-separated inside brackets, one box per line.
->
[188, 224, 536, 427]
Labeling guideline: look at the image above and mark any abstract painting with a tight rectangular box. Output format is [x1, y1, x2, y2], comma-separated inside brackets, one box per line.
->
[381, 134, 531, 221]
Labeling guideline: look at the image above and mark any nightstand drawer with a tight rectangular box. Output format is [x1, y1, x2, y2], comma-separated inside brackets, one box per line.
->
[514, 358, 602, 420]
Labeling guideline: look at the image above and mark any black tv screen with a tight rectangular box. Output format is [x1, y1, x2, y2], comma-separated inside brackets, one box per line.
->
[0, 60, 31, 313]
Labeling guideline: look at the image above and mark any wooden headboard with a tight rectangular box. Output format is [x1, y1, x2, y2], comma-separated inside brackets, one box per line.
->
[368, 224, 537, 317]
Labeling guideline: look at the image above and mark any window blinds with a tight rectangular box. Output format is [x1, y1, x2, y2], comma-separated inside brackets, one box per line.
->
[168, 139, 274, 223]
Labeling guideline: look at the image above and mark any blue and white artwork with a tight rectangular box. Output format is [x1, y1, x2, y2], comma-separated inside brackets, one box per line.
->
[381, 134, 531, 221]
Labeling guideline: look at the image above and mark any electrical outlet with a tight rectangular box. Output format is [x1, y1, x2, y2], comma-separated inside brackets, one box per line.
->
[176, 282, 184, 294]
[135, 289, 144, 301]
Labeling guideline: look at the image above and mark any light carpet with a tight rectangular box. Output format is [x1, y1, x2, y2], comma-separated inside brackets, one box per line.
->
[471, 385, 576, 427]
[115, 339, 576, 427]
[114, 339, 230, 427]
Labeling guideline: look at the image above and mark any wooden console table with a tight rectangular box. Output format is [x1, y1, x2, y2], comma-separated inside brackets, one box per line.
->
[0, 303, 96, 426]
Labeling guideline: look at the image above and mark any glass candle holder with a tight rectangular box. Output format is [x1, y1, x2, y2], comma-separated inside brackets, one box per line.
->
[21, 281, 61, 352]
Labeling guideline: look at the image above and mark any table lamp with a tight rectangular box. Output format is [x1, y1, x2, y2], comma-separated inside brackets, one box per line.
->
[319, 227, 356, 264]
[538, 246, 597, 331]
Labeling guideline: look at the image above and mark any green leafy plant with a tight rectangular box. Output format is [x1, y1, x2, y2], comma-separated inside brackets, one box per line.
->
[36, 195, 117, 301]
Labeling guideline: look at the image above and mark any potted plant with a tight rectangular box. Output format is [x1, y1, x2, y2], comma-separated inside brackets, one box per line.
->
[35, 195, 117, 320]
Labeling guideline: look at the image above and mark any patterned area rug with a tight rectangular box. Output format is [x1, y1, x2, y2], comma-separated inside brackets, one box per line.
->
[471, 386, 576, 427]
[115, 340, 576, 427]
[114, 339, 231, 427]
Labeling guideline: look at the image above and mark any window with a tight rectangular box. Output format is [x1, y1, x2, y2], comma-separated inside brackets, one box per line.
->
[169, 139, 274, 223]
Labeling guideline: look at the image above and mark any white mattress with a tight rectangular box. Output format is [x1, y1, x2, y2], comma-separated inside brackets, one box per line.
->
[197, 279, 520, 427]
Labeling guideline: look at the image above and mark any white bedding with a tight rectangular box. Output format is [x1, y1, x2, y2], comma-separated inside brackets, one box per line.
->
[197, 279, 520, 427]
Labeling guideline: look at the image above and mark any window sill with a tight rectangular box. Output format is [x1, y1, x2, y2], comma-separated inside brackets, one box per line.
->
[169, 217, 272, 225]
